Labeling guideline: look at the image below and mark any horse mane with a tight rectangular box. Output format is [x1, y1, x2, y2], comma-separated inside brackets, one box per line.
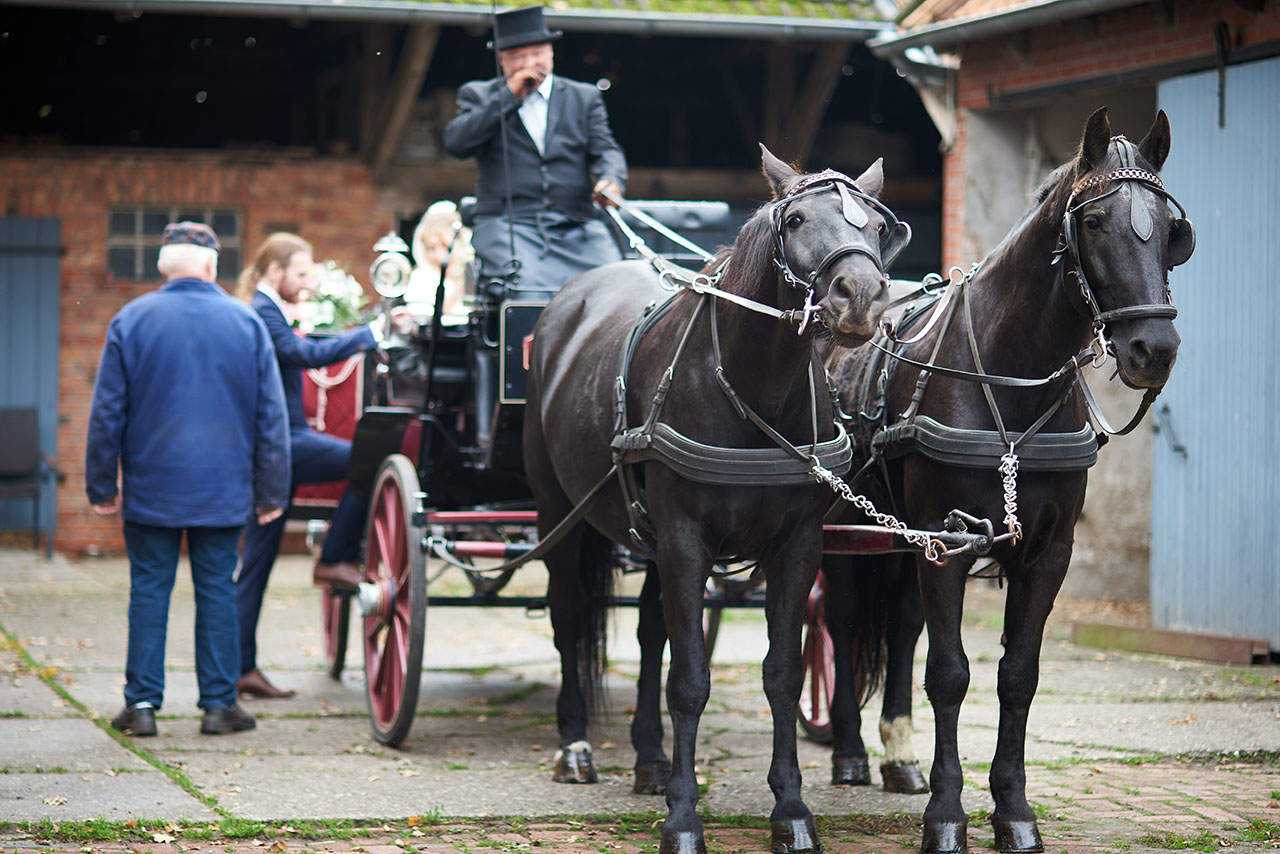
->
[702, 203, 776, 297]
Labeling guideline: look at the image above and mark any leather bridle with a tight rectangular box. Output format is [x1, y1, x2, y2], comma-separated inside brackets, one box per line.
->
[1057, 136, 1190, 356]
[770, 171, 911, 331]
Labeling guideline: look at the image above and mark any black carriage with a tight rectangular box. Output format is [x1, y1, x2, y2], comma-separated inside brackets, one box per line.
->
[317, 196, 994, 750]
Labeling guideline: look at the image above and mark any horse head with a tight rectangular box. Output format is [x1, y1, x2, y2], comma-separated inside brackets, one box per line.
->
[760, 145, 906, 346]
[1063, 107, 1193, 388]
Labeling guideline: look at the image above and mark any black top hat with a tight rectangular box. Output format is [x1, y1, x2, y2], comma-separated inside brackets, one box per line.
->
[487, 6, 563, 51]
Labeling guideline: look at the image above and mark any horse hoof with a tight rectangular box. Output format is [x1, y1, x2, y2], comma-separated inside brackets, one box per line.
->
[551, 741, 598, 784]
[921, 820, 967, 854]
[992, 819, 1043, 853]
[880, 761, 929, 794]
[633, 760, 671, 794]
[770, 818, 822, 853]
[831, 755, 871, 786]
[659, 830, 706, 854]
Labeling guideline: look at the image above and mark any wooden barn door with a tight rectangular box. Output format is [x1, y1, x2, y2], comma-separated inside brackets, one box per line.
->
[0, 218, 61, 539]
[1151, 58, 1280, 652]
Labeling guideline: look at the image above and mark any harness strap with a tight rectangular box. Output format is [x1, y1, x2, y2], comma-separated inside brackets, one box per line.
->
[1077, 373, 1163, 437]
[426, 462, 621, 574]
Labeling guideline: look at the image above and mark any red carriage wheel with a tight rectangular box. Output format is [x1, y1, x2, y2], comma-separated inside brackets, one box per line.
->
[798, 572, 835, 744]
[362, 454, 427, 747]
[322, 586, 352, 679]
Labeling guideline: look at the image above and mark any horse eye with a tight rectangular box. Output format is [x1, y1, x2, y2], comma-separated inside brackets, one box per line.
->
[877, 222, 886, 234]
[1083, 214, 1102, 231]
[786, 213, 804, 229]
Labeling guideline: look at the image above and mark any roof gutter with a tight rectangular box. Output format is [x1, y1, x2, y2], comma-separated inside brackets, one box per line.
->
[868, 0, 1144, 57]
[13, 0, 895, 40]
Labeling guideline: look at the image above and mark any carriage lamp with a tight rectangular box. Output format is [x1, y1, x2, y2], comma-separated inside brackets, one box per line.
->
[370, 232, 412, 300]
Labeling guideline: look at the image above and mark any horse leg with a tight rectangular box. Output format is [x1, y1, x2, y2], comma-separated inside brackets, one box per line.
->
[988, 545, 1070, 853]
[880, 558, 928, 794]
[822, 556, 871, 786]
[632, 560, 671, 794]
[918, 556, 973, 854]
[761, 544, 823, 854]
[545, 523, 611, 784]
[654, 532, 713, 854]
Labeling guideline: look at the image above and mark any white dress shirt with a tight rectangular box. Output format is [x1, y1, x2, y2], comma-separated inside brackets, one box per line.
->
[518, 75, 553, 156]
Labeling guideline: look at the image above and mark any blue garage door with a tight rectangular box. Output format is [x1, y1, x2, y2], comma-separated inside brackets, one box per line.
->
[0, 218, 61, 537]
[1152, 58, 1280, 651]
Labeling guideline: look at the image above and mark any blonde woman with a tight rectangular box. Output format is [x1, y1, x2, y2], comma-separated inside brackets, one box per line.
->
[406, 200, 473, 322]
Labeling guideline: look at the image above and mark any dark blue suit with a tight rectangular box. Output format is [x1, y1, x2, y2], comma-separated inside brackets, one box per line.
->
[236, 289, 377, 676]
[86, 277, 290, 711]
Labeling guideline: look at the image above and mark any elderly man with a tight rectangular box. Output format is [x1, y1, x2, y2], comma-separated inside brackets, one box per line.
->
[86, 222, 290, 737]
[444, 5, 627, 292]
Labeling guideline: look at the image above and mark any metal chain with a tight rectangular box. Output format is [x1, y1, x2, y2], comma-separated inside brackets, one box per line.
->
[998, 449, 1023, 544]
[810, 461, 945, 565]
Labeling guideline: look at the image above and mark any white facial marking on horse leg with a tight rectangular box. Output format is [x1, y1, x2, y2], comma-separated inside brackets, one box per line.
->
[879, 715, 916, 764]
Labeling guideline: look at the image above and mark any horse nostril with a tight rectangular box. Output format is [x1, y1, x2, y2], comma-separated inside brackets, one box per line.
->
[1130, 338, 1152, 367]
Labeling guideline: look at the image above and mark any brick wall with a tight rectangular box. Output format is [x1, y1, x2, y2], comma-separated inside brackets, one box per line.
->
[0, 148, 396, 555]
[941, 0, 1280, 266]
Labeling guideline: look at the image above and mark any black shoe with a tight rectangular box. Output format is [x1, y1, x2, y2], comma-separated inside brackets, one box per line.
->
[111, 705, 157, 737]
[200, 703, 256, 735]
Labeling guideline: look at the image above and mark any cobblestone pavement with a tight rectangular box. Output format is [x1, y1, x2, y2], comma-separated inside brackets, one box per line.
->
[1, 550, 1277, 853]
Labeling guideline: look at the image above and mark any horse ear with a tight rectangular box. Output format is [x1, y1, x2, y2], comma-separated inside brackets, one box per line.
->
[855, 157, 885, 197]
[1080, 106, 1112, 168]
[760, 143, 799, 198]
[1138, 110, 1172, 171]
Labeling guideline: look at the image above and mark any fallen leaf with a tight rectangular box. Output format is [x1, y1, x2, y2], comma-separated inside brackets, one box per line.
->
[43, 796, 68, 805]
[151, 833, 176, 843]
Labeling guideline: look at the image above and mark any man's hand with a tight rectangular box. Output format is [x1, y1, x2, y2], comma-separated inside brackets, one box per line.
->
[593, 180, 622, 207]
[256, 507, 283, 526]
[507, 68, 544, 98]
[389, 306, 416, 335]
[91, 495, 122, 516]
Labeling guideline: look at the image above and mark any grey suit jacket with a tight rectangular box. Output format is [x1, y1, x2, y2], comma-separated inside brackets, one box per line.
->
[444, 74, 627, 222]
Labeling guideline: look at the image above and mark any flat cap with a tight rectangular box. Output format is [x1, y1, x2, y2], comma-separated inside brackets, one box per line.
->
[162, 221, 220, 251]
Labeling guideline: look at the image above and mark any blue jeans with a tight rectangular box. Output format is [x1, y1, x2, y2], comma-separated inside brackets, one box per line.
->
[123, 522, 242, 711]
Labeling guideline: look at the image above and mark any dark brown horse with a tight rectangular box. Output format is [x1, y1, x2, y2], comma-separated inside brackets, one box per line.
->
[523, 147, 906, 854]
[822, 108, 1193, 853]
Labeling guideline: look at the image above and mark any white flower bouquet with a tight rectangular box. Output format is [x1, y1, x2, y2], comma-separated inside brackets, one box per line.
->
[293, 260, 369, 333]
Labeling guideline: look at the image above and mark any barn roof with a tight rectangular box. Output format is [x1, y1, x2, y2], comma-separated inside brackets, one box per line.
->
[19, 0, 899, 40]
[872, 0, 1146, 54]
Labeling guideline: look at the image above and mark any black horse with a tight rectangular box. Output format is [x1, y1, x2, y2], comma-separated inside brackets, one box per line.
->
[821, 108, 1193, 853]
[523, 147, 906, 854]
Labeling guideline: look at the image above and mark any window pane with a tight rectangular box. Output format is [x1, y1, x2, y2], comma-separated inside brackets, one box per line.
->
[108, 247, 137, 279]
[142, 211, 169, 235]
[218, 248, 240, 282]
[212, 212, 238, 237]
[177, 211, 204, 225]
[109, 210, 135, 236]
[142, 246, 161, 279]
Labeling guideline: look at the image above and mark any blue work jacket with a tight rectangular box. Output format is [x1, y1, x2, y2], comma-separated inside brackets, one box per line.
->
[250, 290, 376, 430]
[85, 278, 291, 527]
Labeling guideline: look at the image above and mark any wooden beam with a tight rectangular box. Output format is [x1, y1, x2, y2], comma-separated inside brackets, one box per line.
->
[786, 42, 849, 168]
[360, 24, 392, 158]
[761, 43, 794, 158]
[371, 23, 440, 180]
[1073, 621, 1272, 665]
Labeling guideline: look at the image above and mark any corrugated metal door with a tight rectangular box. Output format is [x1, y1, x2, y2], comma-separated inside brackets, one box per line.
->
[1152, 58, 1280, 651]
[0, 218, 61, 536]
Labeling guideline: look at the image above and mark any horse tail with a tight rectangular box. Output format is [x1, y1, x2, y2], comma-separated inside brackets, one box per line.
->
[848, 559, 893, 707]
[576, 525, 616, 714]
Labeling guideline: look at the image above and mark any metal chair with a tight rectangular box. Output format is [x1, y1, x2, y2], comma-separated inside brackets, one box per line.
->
[0, 408, 61, 558]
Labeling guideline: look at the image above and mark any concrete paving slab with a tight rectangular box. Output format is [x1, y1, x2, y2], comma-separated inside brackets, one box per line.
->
[0, 717, 151, 772]
[0, 769, 220, 822]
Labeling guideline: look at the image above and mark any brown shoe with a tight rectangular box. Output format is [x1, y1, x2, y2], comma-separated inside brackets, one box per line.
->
[313, 560, 363, 590]
[236, 668, 296, 699]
